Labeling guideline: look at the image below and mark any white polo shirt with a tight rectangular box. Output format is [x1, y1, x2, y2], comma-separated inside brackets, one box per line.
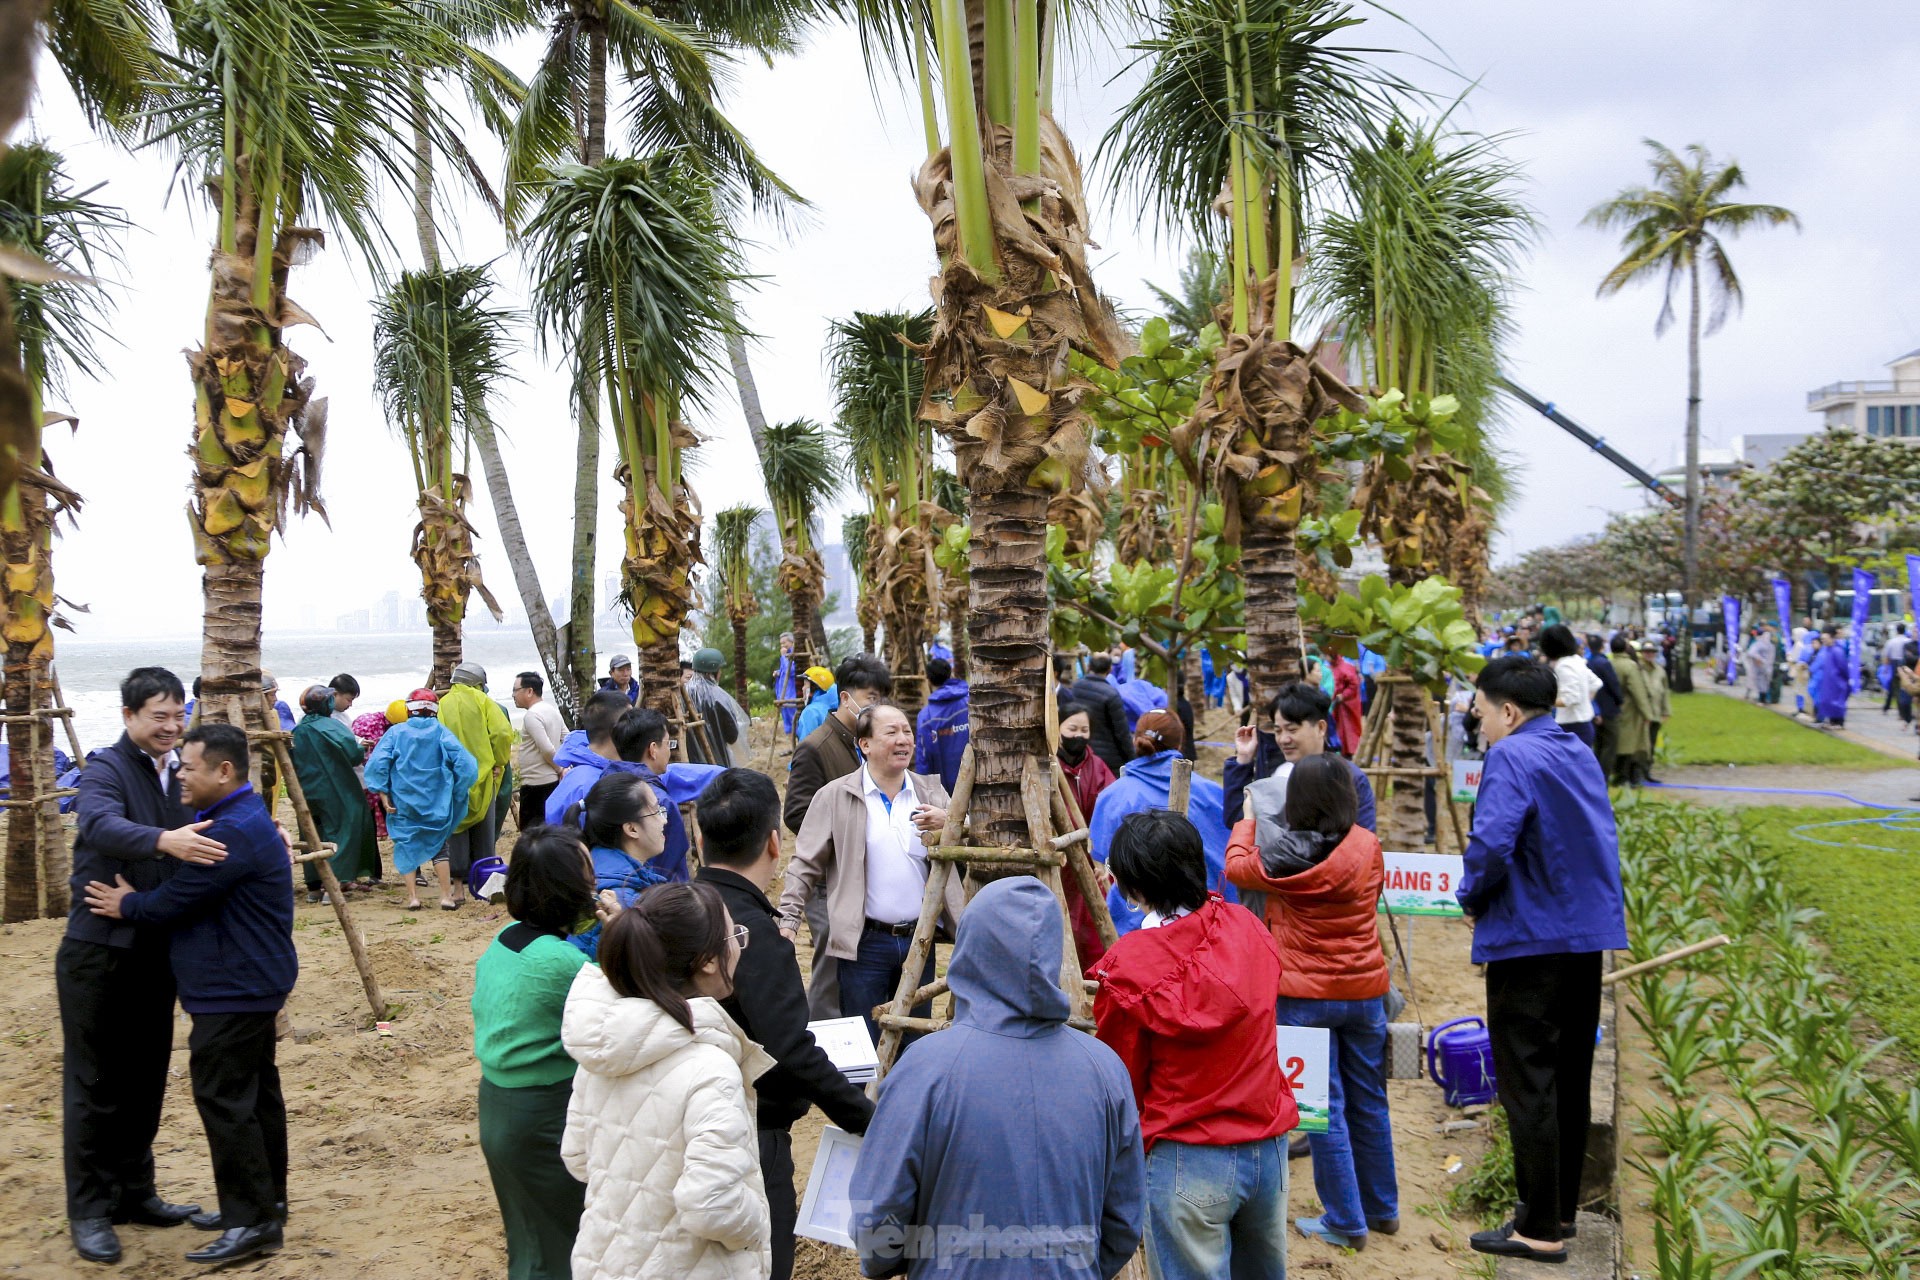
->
[860, 765, 930, 926]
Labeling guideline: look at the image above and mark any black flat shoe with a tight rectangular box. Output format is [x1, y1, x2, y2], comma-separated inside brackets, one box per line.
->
[1561, 1221, 1577, 1239]
[190, 1202, 288, 1231]
[1368, 1216, 1400, 1235]
[71, 1218, 121, 1263]
[1470, 1223, 1566, 1263]
[185, 1221, 283, 1266]
[115, 1194, 204, 1227]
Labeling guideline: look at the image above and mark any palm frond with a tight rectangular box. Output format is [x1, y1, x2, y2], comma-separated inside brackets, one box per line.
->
[711, 502, 762, 612]
[0, 142, 128, 402]
[521, 153, 747, 414]
[826, 307, 933, 491]
[371, 263, 519, 478]
[759, 416, 839, 555]
[1146, 247, 1227, 344]
[841, 510, 873, 583]
[47, 0, 162, 134]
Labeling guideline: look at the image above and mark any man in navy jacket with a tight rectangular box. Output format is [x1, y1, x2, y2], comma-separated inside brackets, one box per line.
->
[87, 722, 298, 1268]
[58, 667, 225, 1264]
[1456, 656, 1627, 1265]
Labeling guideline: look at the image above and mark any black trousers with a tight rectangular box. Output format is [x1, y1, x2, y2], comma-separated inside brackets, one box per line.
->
[57, 936, 177, 1220]
[518, 781, 558, 831]
[759, 1128, 797, 1280]
[189, 1011, 288, 1229]
[1592, 716, 1619, 781]
[1485, 952, 1601, 1241]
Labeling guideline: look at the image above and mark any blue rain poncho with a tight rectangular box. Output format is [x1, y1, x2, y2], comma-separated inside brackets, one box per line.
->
[363, 717, 479, 874]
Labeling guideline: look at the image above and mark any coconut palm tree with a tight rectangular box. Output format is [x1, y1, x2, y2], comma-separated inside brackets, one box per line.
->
[0, 144, 122, 922]
[503, 0, 807, 705]
[757, 417, 839, 672]
[44, 0, 163, 134]
[711, 504, 761, 703]
[144, 0, 462, 728]
[1586, 141, 1798, 692]
[524, 153, 744, 716]
[372, 265, 516, 688]
[1103, 0, 1392, 722]
[842, 509, 878, 654]
[828, 308, 935, 706]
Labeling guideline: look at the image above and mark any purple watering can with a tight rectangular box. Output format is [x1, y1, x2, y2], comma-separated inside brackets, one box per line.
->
[1428, 1016, 1498, 1108]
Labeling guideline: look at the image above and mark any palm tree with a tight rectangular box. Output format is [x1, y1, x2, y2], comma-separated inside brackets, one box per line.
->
[144, 0, 460, 729]
[503, 0, 807, 706]
[372, 265, 516, 688]
[1103, 0, 1389, 722]
[0, 144, 122, 922]
[1586, 140, 1798, 691]
[44, 0, 163, 134]
[757, 418, 839, 672]
[828, 308, 935, 706]
[711, 504, 761, 703]
[524, 153, 744, 716]
[842, 509, 878, 654]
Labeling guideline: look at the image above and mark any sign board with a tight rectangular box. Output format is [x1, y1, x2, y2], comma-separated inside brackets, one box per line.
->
[807, 1017, 878, 1084]
[1379, 851, 1465, 918]
[1276, 1025, 1331, 1135]
[1450, 758, 1482, 805]
[796, 1126, 865, 1248]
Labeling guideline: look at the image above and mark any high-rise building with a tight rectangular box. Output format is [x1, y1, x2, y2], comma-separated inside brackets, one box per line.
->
[821, 541, 855, 627]
[376, 590, 400, 632]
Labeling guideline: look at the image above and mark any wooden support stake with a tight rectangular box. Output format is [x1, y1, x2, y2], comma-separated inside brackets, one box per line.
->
[1049, 826, 1090, 849]
[241, 693, 388, 1023]
[1167, 756, 1193, 817]
[49, 666, 84, 764]
[1022, 755, 1089, 1023]
[1051, 768, 1118, 951]
[1603, 934, 1731, 987]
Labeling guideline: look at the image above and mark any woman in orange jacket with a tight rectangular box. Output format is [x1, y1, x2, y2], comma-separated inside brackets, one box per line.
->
[1225, 753, 1399, 1252]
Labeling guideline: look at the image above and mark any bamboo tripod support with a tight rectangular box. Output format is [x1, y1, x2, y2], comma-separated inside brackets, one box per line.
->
[0, 703, 81, 918]
[228, 692, 387, 1023]
[673, 683, 721, 767]
[1352, 673, 1470, 855]
[867, 746, 1119, 1090]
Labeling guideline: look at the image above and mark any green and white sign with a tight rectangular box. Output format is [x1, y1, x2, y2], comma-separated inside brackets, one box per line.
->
[1276, 1025, 1331, 1135]
[1379, 851, 1466, 918]
[1451, 758, 1482, 804]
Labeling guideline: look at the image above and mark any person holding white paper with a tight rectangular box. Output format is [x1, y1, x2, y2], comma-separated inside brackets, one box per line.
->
[695, 769, 874, 1280]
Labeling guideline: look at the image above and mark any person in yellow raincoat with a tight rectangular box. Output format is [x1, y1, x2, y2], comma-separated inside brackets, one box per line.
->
[439, 662, 515, 903]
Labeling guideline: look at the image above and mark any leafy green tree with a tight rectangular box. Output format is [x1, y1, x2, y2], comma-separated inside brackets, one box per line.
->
[1586, 141, 1799, 687]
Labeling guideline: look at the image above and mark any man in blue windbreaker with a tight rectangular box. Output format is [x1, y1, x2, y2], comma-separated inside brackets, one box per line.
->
[1455, 656, 1627, 1267]
[912, 657, 969, 793]
[850, 877, 1144, 1279]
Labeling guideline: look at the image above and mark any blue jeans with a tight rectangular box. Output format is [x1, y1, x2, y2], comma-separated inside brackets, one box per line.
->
[838, 924, 935, 1044]
[1273, 995, 1399, 1237]
[1144, 1136, 1287, 1280]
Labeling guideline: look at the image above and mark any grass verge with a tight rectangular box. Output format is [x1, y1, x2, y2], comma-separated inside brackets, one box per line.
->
[1660, 692, 1894, 770]
[1744, 803, 1920, 1057]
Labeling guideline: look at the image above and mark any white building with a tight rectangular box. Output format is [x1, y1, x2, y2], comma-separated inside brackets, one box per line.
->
[1808, 349, 1920, 439]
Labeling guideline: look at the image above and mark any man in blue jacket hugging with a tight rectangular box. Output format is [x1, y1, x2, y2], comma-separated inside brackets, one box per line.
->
[87, 722, 299, 1268]
[1455, 656, 1627, 1266]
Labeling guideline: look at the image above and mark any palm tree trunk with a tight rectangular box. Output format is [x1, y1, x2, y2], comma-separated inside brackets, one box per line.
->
[1242, 517, 1305, 715]
[429, 616, 462, 689]
[1, 464, 52, 921]
[470, 416, 573, 723]
[730, 612, 751, 704]
[565, 23, 611, 709]
[963, 485, 1050, 847]
[1675, 253, 1702, 693]
[409, 71, 439, 272]
[1381, 680, 1429, 848]
[790, 594, 817, 664]
[638, 633, 680, 718]
[723, 282, 768, 459]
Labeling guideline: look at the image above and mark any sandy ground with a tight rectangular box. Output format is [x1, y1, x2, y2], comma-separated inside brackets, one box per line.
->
[0, 709, 1511, 1279]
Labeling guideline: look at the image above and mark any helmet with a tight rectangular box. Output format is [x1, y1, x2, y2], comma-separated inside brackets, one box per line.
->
[405, 688, 439, 715]
[385, 700, 409, 725]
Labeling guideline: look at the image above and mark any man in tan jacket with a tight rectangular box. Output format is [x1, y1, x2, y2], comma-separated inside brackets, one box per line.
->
[779, 701, 967, 1040]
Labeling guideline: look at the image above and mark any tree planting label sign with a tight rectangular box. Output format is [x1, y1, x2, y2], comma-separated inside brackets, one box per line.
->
[1276, 1025, 1331, 1134]
[1450, 758, 1482, 804]
[1379, 851, 1465, 918]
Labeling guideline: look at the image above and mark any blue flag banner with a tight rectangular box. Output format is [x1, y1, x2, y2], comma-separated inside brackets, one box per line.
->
[1851, 568, 1877, 694]
[1772, 577, 1793, 641]
[1907, 555, 1920, 629]
[1722, 596, 1741, 682]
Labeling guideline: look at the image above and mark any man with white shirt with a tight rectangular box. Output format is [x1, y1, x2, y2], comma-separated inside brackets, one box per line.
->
[510, 672, 565, 827]
[58, 667, 229, 1264]
[778, 701, 968, 1042]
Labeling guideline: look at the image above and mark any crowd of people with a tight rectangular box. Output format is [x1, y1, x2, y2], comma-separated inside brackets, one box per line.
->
[55, 636, 1630, 1277]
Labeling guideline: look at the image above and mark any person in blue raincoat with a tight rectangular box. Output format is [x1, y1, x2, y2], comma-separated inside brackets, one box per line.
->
[1201, 648, 1227, 708]
[913, 657, 970, 793]
[1809, 626, 1852, 726]
[792, 665, 839, 743]
[773, 633, 801, 735]
[1089, 710, 1234, 935]
[543, 706, 724, 881]
[364, 690, 479, 911]
[1116, 674, 1167, 732]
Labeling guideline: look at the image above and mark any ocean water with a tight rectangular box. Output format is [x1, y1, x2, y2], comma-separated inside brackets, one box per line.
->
[49, 627, 639, 753]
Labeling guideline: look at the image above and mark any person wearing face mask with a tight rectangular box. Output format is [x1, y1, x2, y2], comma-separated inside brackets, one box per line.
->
[778, 701, 966, 1043]
[562, 883, 773, 1280]
[1056, 699, 1118, 967]
[1456, 656, 1626, 1265]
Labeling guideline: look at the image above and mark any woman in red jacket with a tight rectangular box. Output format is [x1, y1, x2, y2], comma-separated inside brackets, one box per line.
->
[1225, 753, 1398, 1252]
[1057, 699, 1118, 969]
[1092, 809, 1295, 1280]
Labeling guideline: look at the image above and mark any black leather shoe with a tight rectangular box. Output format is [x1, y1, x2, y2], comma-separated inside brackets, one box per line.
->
[185, 1222, 283, 1266]
[115, 1194, 204, 1227]
[190, 1202, 287, 1231]
[70, 1218, 121, 1264]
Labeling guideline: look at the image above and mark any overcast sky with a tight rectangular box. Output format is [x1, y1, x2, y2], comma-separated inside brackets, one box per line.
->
[19, 0, 1920, 639]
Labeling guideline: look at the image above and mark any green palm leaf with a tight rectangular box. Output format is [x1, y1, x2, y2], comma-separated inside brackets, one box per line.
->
[826, 307, 933, 501]
[0, 143, 128, 402]
[711, 503, 762, 614]
[759, 417, 839, 555]
[371, 263, 518, 491]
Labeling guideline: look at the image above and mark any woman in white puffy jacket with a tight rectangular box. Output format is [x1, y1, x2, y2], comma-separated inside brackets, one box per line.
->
[562, 882, 775, 1280]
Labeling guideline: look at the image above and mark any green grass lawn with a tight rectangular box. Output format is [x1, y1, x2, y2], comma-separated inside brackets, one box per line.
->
[1744, 804, 1920, 1056]
[1660, 693, 1895, 770]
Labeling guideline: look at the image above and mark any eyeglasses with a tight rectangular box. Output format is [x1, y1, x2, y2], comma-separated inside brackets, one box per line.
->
[729, 924, 750, 951]
[634, 806, 665, 820]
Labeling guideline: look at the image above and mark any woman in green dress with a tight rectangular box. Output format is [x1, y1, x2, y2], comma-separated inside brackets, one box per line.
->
[291, 685, 380, 895]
